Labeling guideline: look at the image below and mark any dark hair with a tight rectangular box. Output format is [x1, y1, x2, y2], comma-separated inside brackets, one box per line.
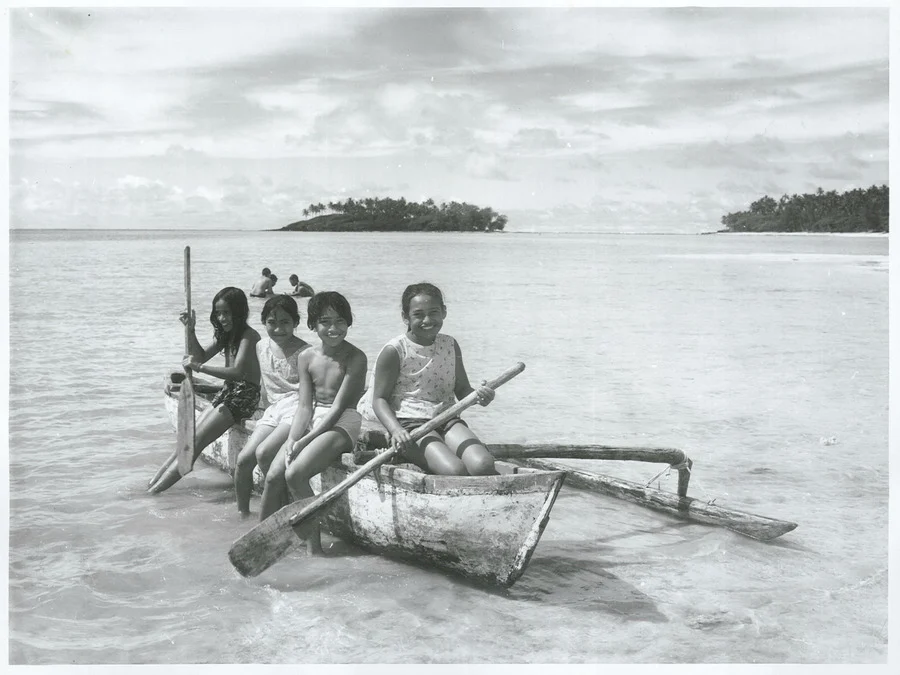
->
[210, 287, 250, 357]
[401, 282, 445, 315]
[261, 294, 300, 326]
[307, 291, 353, 330]
[289, 274, 299, 285]
[262, 267, 271, 276]
[270, 274, 278, 285]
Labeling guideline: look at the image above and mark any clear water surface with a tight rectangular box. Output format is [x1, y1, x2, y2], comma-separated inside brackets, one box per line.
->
[6, 229, 889, 663]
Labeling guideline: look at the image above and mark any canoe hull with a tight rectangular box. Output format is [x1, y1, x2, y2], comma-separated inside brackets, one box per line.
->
[163, 375, 565, 587]
[316, 456, 563, 586]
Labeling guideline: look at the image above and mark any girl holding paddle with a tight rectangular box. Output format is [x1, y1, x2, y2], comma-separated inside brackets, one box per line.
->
[148, 287, 262, 494]
[367, 282, 497, 476]
[233, 295, 310, 516]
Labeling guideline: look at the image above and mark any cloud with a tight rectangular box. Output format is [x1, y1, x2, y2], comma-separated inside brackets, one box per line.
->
[8, 169, 328, 229]
[663, 136, 790, 171]
[7, 7, 889, 232]
[164, 144, 210, 161]
[569, 153, 608, 171]
[809, 165, 863, 181]
[508, 128, 568, 153]
[464, 151, 514, 181]
[9, 99, 104, 123]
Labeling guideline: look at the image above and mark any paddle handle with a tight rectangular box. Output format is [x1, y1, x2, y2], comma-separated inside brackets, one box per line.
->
[408, 361, 525, 443]
[183, 246, 192, 381]
[288, 361, 526, 529]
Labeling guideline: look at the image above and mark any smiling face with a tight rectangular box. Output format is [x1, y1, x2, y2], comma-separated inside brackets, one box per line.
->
[314, 306, 349, 348]
[264, 306, 298, 344]
[213, 298, 234, 334]
[403, 293, 446, 345]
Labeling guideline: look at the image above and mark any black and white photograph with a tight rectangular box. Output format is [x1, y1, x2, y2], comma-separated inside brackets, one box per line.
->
[5, 3, 892, 666]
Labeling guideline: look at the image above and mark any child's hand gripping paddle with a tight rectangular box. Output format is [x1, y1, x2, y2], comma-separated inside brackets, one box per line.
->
[176, 246, 196, 477]
[227, 362, 526, 578]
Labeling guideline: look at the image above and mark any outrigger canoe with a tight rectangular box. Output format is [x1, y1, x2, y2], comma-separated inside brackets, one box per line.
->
[162, 367, 797, 584]
[163, 372, 566, 588]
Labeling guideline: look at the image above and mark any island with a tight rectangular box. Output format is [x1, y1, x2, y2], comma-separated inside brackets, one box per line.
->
[717, 184, 888, 233]
[277, 197, 508, 232]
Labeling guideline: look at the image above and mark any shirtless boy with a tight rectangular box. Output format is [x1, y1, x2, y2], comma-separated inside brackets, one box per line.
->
[250, 267, 274, 298]
[258, 291, 367, 553]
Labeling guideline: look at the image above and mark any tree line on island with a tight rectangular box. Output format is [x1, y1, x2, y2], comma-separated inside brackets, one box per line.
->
[279, 197, 508, 232]
[720, 184, 888, 233]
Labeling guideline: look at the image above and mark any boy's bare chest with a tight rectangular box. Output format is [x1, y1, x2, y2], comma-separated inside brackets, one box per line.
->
[309, 354, 346, 389]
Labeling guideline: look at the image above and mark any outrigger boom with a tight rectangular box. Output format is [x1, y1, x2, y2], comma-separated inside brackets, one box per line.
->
[490, 444, 694, 498]
[488, 445, 797, 541]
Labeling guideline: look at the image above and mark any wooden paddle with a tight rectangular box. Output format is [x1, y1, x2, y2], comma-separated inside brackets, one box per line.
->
[176, 246, 196, 477]
[228, 361, 526, 578]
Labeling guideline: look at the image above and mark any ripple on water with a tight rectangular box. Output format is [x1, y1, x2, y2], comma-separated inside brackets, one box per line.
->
[7, 230, 888, 664]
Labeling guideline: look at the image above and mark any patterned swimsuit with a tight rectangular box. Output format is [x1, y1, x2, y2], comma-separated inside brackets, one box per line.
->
[211, 380, 261, 422]
[210, 343, 262, 422]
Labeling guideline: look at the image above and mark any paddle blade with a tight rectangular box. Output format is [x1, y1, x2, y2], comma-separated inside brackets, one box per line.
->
[228, 497, 317, 578]
[230, 450, 395, 578]
[175, 377, 196, 476]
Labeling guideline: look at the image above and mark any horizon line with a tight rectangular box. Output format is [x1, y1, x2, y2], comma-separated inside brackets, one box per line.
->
[7, 227, 721, 236]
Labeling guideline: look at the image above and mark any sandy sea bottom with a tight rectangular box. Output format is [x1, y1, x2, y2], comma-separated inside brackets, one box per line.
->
[6, 229, 890, 664]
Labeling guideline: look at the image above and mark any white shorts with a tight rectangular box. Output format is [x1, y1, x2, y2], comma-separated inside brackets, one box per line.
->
[257, 394, 299, 428]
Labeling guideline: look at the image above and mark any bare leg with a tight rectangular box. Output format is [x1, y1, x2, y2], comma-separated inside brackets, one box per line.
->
[149, 386, 221, 486]
[148, 449, 177, 488]
[444, 423, 497, 475]
[238, 423, 290, 516]
[259, 448, 289, 521]
[401, 432, 469, 475]
[284, 430, 352, 554]
[234, 423, 276, 516]
[149, 406, 217, 490]
[148, 405, 235, 494]
[256, 423, 290, 476]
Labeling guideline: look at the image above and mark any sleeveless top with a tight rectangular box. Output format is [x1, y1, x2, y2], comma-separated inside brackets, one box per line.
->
[382, 332, 457, 420]
[257, 337, 306, 405]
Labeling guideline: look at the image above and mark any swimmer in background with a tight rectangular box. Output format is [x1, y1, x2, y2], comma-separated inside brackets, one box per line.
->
[250, 267, 274, 298]
[289, 274, 315, 298]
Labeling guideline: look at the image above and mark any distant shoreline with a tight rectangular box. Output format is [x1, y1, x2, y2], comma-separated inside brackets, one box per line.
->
[701, 231, 888, 237]
[6, 227, 891, 237]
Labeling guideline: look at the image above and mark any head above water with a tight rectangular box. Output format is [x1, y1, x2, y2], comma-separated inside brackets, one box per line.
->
[210, 287, 250, 355]
[269, 274, 278, 286]
[401, 282, 445, 316]
[261, 294, 300, 326]
[306, 291, 353, 331]
[262, 267, 271, 277]
[289, 274, 299, 285]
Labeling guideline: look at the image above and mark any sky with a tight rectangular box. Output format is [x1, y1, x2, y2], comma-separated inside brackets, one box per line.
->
[6, 4, 891, 233]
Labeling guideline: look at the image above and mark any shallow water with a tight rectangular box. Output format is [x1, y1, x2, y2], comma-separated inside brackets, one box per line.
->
[6, 229, 889, 663]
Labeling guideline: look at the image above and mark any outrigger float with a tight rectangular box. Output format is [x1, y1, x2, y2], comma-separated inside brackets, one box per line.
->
[162, 370, 797, 587]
